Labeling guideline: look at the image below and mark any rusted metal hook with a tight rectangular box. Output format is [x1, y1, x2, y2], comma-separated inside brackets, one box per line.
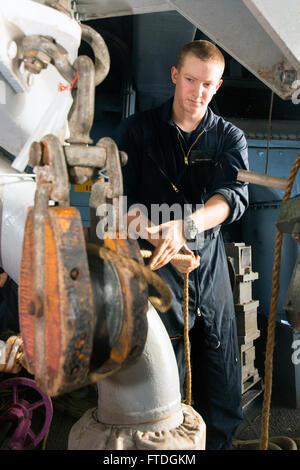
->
[80, 23, 110, 86]
[67, 55, 95, 145]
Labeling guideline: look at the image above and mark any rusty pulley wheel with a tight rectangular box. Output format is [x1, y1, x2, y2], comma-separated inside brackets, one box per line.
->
[19, 206, 94, 397]
[86, 233, 149, 381]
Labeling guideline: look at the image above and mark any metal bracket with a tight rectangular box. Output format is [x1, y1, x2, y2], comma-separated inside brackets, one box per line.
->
[30, 134, 70, 206]
[20, 34, 77, 83]
[29, 134, 71, 332]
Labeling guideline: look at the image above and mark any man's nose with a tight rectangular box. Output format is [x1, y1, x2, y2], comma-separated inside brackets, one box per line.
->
[193, 83, 204, 98]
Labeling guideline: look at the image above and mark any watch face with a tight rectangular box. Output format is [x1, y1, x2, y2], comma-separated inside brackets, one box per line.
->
[184, 218, 198, 239]
[189, 228, 198, 239]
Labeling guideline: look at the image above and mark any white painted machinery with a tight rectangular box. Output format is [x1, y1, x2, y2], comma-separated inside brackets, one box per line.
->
[0, 0, 300, 451]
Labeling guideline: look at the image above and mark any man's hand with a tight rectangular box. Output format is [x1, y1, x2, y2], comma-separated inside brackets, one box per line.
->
[170, 245, 200, 274]
[145, 219, 186, 270]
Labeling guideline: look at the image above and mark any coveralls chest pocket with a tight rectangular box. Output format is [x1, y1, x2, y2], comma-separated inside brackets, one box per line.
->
[182, 149, 216, 202]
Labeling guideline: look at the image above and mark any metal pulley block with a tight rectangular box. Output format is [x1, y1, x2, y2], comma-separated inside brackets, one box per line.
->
[19, 204, 94, 396]
[19, 135, 94, 397]
[18, 134, 149, 396]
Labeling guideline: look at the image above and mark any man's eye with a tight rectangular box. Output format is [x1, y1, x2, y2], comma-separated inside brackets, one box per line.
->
[186, 77, 193, 82]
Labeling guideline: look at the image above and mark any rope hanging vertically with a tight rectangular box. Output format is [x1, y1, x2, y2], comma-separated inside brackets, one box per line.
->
[183, 272, 192, 406]
[260, 152, 300, 450]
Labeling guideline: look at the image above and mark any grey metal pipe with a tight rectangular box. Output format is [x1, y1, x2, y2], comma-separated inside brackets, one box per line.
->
[237, 169, 287, 190]
[96, 302, 183, 432]
[0, 151, 36, 283]
[68, 303, 206, 450]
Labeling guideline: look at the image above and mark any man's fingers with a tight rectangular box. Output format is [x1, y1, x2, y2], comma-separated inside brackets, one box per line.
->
[150, 243, 201, 271]
[172, 254, 200, 273]
[181, 244, 194, 255]
[150, 249, 174, 270]
[145, 225, 161, 235]
[149, 242, 177, 270]
[150, 249, 200, 272]
[148, 242, 168, 269]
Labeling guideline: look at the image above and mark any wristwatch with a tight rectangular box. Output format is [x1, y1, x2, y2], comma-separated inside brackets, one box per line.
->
[184, 216, 200, 240]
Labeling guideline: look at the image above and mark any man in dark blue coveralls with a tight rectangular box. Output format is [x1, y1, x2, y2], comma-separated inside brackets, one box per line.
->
[115, 40, 249, 450]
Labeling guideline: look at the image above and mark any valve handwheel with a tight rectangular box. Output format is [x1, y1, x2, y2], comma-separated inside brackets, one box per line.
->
[0, 377, 53, 450]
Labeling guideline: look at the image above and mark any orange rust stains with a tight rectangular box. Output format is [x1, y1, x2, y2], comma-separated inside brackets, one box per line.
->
[19, 209, 36, 370]
[52, 207, 75, 233]
[44, 215, 61, 378]
[104, 235, 117, 252]
[41, 141, 50, 165]
[257, 60, 285, 90]
[117, 238, 129, 252]
[110, 345, 129, 364]
[257, 66, 276, 85]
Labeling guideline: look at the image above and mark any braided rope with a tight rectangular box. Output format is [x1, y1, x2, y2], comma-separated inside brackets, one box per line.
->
[260, 152, 300, 450]
[86, 243, 172, 313]
[183, 272, 192, 405]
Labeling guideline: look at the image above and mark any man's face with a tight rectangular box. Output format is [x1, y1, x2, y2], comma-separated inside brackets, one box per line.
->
[171, 53, 223, 120]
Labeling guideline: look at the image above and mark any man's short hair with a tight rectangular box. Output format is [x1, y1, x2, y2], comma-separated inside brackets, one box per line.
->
[176, 40, 225, 76]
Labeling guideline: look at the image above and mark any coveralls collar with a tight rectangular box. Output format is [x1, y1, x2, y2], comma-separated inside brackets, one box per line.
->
[160, 97, 215, 133]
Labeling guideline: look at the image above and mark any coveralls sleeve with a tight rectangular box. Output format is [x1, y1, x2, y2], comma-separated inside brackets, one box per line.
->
[114, 119, 142, 214]
[206, 126, 249, 225]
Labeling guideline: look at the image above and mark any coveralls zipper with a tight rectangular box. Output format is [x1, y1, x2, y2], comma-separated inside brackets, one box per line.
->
[148, 132, 204, 317]
[176, 129, 205, 165]
[176, 128, 205, 318]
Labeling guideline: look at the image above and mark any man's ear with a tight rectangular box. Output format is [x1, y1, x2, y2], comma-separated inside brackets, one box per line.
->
[171, 66, 178, 85]
[215, 79, 223, 92]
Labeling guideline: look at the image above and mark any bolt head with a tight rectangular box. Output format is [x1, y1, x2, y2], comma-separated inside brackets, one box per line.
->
[27, 73, 35, 87]
[7, 41, 17, 60]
